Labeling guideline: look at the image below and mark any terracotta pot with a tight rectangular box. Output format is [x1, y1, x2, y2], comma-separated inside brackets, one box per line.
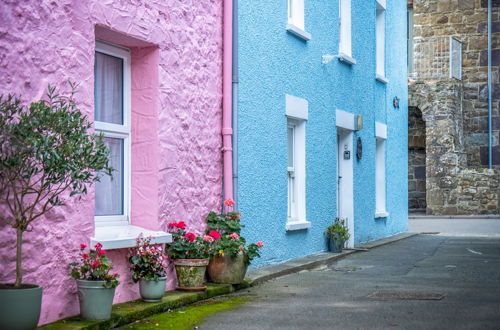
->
[208, 253, 248, 284]
[173, 259, 209, 291]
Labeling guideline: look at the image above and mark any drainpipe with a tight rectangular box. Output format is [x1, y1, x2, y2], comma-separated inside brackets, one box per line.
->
[487, 0, 492, 169]
[222, 0, 234, 207]
[232, 0, 239, 208]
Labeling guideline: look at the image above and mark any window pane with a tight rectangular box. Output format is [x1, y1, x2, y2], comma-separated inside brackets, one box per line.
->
[95, 137, 124, 216]
[288, 126, 294, 168]
[94, 52, 124, 124]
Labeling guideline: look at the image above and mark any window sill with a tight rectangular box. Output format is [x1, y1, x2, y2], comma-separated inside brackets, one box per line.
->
[338, 53, 357, 65]
[375, 211, 389, 219]
[376, 74, 389, 84]
[286, 24, 312, 41]
[91, 225, 172, 250]
[286, 220, 312, 231]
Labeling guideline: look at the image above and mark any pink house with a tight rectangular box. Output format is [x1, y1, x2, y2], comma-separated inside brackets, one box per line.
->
[0, 0, 228, 325]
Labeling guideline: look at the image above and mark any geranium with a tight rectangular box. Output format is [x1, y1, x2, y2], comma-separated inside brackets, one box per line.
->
[185, 232, 196, 242]
[205, 207, 263, 266]
[129, 236, 166, 283]
[208, 230, 221, 240]
[69, 243, 120, 288]
[203, 235, 215, 243]
[166, 222, 212, 259]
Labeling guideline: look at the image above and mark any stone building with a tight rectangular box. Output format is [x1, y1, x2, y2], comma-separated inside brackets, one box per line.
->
[408, 0, 500, 215]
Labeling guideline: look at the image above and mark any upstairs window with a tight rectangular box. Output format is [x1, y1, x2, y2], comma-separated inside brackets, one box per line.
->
[94, 41, 131, 226]
[288, 0, 305, 31]
[376, 0, 386, 78]
[339, 0, 352, 57]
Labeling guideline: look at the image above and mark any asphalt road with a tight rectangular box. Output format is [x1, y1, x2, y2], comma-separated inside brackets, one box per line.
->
[200, 234, 500, 330]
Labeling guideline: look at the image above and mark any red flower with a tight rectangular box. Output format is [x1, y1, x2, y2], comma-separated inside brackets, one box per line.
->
[81, 253, 89, 259]
[94, 242, 103, 250]
[168, 222, 176, 228]
[177, 221, 187, 230]
[185, 232, 196, 242]
[91, 259, 99, 268]
[208, 230, 221, 240]
[257, 241, 264, 248]
[80, 244, 87, 250]
[224, 198, 235, 207]
[98, 249, 106, 255]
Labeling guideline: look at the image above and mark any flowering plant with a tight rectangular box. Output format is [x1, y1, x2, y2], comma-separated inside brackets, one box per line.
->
[165, 221, 212, 259]
[129, 236, 166, 283]
[69, 243, 119, 288]
[206, 199, 263, 266]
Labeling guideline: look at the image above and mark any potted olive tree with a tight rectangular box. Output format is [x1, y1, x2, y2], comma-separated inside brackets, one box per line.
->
[0, 85, 112, 329]
[325, 217, 350, 253]
[205, 198, 263, 284]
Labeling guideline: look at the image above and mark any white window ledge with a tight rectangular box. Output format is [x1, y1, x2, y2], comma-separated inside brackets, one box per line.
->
[286, 220, 312, 231]
[338, 53, 357, 65]
[375, 211, 389, 218]
[376, 74, 389, 84]
[286, 24, 312, 41]
[91, 225, 172, 250]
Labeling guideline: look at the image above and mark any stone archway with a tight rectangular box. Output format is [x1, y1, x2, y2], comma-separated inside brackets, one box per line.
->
[408, 106, 426, 213]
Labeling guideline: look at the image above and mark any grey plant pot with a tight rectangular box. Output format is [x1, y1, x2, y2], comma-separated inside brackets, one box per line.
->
[139, 277, 167, 302]
[0, 283, 42, 330]
[76, 279, 116, 320]
[328, 235, 345, 253]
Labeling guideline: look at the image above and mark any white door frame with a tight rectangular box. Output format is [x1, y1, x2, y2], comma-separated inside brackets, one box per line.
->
[336, 110, 355, 248]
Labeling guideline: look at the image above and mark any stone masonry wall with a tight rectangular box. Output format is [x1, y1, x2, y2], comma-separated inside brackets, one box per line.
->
[412, 0, 500, 167]
[408, 106, 427, 211]
[409, 81, 500, 215]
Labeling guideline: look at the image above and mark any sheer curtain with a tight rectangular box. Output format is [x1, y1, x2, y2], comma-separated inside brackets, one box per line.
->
[94, 52, 123, 124]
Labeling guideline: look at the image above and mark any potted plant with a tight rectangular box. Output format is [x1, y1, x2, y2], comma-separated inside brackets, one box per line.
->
[0, 85, 112, 329]
[129, 236, 167, 302]
[205, 198, 263, 284]
[69, 243, 119, 320]
[325, 217, 350, 253]
[165, 221, 212, 291]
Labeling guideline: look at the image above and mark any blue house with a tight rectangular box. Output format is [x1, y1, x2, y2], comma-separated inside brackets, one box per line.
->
[233, 0, 408, 267]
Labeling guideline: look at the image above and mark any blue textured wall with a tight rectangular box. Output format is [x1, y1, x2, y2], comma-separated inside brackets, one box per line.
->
[237, 0, 408, 267]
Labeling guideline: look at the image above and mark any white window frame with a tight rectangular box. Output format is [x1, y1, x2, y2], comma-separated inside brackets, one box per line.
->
[375, 122, 388, 218]
[94, 41, 132, 227]
[339, 0, 352, 58]
[285, 94, 309, 231]
[376, 0, 386, 80]
[286, 0, 311, 40]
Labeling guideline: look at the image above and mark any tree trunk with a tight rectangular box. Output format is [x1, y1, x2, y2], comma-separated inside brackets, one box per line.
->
[15, 228, 23, 287]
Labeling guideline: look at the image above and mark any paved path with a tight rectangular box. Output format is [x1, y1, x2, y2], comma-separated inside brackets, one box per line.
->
[200, 235, 500, 329]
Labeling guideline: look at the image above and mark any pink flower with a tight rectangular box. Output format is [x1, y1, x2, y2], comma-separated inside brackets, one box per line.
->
[208, 230, 221, 240]
[80, 244, 87, 250]
[228, 232, 239, 240]
[224, 198, 235, 207]
[94, 242, 103, 250]
[185, 232, 196, 242]
[257, 241, 264, 248]
[203, 235, 215, 243]
[98, 249, 106, 255]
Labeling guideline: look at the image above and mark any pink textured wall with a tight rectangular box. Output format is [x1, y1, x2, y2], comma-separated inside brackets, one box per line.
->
[0, 0, 223, 325]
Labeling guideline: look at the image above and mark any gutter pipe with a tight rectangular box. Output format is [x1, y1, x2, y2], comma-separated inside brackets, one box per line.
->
[232, 0, 239, 208]
[488, 0, 492, 169]
[222, 0, 234, 207]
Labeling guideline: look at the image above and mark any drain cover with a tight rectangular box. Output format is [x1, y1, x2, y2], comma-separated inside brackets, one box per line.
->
[367, 291, 445, 300]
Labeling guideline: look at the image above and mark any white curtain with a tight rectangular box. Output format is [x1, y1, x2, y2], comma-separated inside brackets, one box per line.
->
[95, 137, 124, 216]
[94, 52, 123, 124]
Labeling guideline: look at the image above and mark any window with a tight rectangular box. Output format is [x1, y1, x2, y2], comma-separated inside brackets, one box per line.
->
[286, 0, 311, 40]
[288, 0, 304, 31]
[407, 6, 414, 73]
[375, 122, 388, 218]
[376, 0, 386, 79]
[450, 37, 462, 80]
[339, 0, 352, 57]
[285, 95, 309, 230]
[94, 41, 131, 226]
